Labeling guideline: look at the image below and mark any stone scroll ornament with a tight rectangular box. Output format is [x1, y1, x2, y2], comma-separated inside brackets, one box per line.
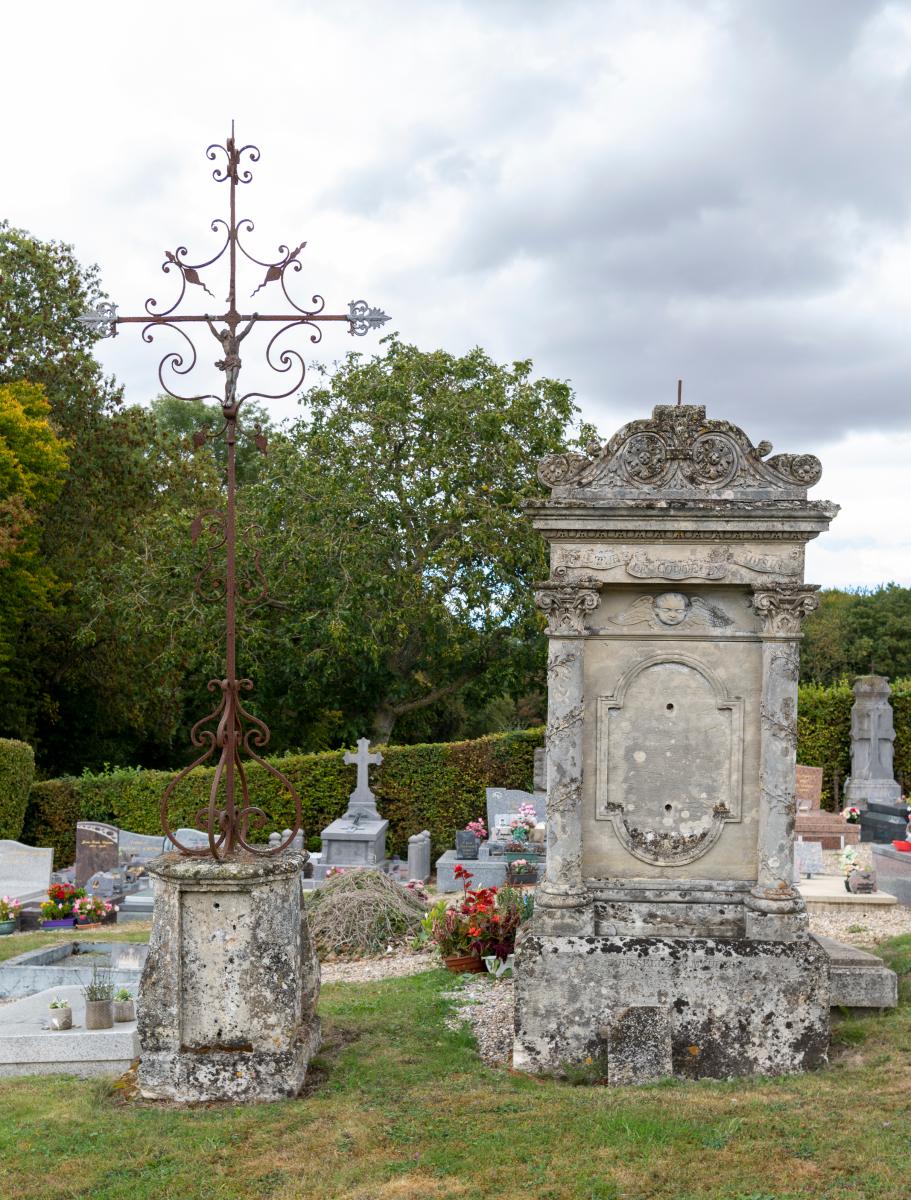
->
[537, 404, 822, 493]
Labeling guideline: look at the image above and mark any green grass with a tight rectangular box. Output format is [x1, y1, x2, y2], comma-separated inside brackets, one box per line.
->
[0, 923, 151, 964]
[0, 936, 909, 1200]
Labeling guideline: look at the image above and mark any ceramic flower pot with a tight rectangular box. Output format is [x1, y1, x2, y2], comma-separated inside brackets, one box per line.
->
[443, 953, 484, 973]
[42, 917, 75, 929]
[113, 999, 136, 1023]
[455, 831, 480, 860]
[48, 1006, 72, 1031]
[84, 999, 114, 1030]
[0, 919, 16, 935]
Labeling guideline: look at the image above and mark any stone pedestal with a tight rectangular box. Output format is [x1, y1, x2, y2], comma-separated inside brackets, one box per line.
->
[138, 852, 320, 1103]
[514, 403, 838, 1081]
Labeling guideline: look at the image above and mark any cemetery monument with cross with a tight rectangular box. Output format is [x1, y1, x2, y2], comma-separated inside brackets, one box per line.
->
[513, 398, 895, 1080]
[314, 738, 390, 880]
[79, 126, 388, 1102]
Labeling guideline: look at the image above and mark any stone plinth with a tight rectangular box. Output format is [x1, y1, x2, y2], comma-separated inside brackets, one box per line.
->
[514, 402, 838, 1081]
[314, 815, 388, 880]
[138, 851, 319, 1103]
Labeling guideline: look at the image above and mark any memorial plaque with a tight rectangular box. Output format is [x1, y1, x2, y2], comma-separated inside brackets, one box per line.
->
[794, 840, 825, 878]
[75, 822, 119, 888]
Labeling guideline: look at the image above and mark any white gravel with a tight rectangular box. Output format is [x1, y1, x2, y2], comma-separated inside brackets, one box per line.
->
[320, 949, 436, 985]
[442, 975, 515, 1066]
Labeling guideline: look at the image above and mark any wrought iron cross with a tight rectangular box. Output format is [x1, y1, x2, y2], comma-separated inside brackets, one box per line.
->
[80, 127, 389, 861]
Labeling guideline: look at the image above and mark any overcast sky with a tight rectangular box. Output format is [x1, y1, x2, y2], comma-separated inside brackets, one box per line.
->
[5, 0, 911, 587]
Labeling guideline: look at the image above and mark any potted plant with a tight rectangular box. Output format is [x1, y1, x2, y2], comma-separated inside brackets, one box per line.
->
[113, 988, 136, 1022]
[455, 818, 486, 860]
[39, 883, 85, 928]
[48, 997, 72, 1031]
[506, 858, 537, 886]
[82, 965, 115, 1029]
[73, 894, 117, 929]
[507, 804, 538, 846]
[423, 866, 534, 972]
[840, 806, 861, 825]
[0, 896, 21, 935]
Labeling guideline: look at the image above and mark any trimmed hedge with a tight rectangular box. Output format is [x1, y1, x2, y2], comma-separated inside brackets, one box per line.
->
[20, 679, 911, 866]
[23, 730, 542, 868]
[0, 739, 35, 841]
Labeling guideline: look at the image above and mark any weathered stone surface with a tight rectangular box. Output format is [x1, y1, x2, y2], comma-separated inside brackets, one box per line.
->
[514, 932, 831, 1079]
[814, 935, 898, 1008]
[845, 676, 902, 808]
[604, 1005, 672, 1085]
[138, 851, 319, 1103]
[515, 403, 837, 1080]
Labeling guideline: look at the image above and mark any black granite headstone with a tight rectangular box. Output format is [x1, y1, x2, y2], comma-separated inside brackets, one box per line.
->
[860, 802, 909, 845]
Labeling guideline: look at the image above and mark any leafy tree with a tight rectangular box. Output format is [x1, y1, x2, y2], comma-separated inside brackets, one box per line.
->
[245, 337, 592, 744]
[150, 395, 276, 485]
[0, 381, 69, 669]
[802, 584, 911, 685]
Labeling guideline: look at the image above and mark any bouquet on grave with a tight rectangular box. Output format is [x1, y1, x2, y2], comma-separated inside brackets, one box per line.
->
[507, 803, 538, 843]
[840, 806, 861, 825]
[0, 896, 21, 921]
[40, 882, 86, 921]
[73, 894, 117, 924]
[838, 846, 859, 877]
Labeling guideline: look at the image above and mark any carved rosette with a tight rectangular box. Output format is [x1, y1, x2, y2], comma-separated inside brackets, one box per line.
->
[751, 585, 820, 636]
[535, 571, 601, 636]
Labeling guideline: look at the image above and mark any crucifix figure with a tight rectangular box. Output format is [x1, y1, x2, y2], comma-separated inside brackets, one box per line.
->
[78, 126, 389, 862]
[343, 737, 383, 821]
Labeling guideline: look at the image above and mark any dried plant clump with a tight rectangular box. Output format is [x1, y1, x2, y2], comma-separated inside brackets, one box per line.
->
[306, 870, 430, 959]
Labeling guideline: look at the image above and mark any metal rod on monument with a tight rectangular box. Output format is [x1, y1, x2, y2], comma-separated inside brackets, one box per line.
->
[79, 126, 390, 862]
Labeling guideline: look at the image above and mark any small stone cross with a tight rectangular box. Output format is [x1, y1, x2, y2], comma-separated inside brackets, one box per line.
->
[344, 737, 383, 817]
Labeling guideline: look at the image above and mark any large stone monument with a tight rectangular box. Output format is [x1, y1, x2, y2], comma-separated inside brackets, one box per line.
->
[514, 403, 838, 1081]
[314, 738, 389, 880]
[845, 675, 903, 809]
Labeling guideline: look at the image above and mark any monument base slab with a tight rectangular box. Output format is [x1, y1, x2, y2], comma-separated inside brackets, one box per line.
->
[514, 931, 830, 1081]
[138, 851, 319, 1103]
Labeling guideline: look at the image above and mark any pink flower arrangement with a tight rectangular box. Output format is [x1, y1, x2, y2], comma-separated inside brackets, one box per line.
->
[325, 866, 346, 879]
[0, 896, 21, 921]
[465, 818, 487, 840]
[72, 895, 116, 924]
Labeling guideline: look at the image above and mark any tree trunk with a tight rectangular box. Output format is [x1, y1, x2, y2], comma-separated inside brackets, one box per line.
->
[372, 704, 398, 744]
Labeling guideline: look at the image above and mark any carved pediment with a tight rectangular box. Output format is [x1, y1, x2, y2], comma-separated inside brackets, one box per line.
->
[538, 404, 821, 496]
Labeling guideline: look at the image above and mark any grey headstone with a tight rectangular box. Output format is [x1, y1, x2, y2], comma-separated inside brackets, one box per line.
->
[0, 840, 53, 903]
[407, 830, 431, 882]
[87, 870, 120, 898]
[533, 747, 547, 794]
[118, 829, 166, 866]
[75, 822, 119, 888]
[486, 788, 546, 835]
[845, 675, 902, 806]
[171, 828, 213, 851]
[794, 840, 826, 878]
[604, 1006, 673, 1085]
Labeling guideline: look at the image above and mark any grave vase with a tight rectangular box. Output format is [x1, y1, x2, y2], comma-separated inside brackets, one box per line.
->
[85, 999, 114, 1030]
[0, 919, 16, 935]
[42, 917, 75, 929]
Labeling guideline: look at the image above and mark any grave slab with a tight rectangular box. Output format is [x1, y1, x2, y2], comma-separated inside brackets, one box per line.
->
[0, 940, 147, 1000]
[0, 984, 138, 1078]
[871, 845, 911, 907]
[813, 935, 898, 1008]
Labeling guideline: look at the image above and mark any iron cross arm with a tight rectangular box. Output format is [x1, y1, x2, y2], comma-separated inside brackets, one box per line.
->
[78, 300, 390, 339]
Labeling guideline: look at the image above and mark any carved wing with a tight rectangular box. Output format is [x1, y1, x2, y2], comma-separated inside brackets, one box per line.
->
[609, 596, 658, 626]
[687, 596, 734, 629]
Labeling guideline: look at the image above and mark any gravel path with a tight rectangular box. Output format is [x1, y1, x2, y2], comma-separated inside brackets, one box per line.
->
[320, 950, 436, 985]
[443, 976, 515, 1066]
[808, 907, 911, 945]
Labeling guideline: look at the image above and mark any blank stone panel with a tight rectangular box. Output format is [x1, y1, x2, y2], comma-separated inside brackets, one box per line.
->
[179, 890, 253, 1049]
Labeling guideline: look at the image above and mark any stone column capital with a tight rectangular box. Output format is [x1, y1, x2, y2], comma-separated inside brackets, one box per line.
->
[535, 568, 602, 636]
[750, 583, 820, 636]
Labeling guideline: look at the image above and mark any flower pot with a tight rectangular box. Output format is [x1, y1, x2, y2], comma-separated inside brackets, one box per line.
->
[892, 841, 911, 852]
[455, 831, 480, 860]
[443, 953, 484, 974]
[76, 921, 103, 930]
[483, 953, 515, 979]
[0, 919, 16, 935]
[113, 999, 136, 1023]
[48, 1005, 72, 1031]
[42, 917, 75, 929]
[84, 999, 114, 1030]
